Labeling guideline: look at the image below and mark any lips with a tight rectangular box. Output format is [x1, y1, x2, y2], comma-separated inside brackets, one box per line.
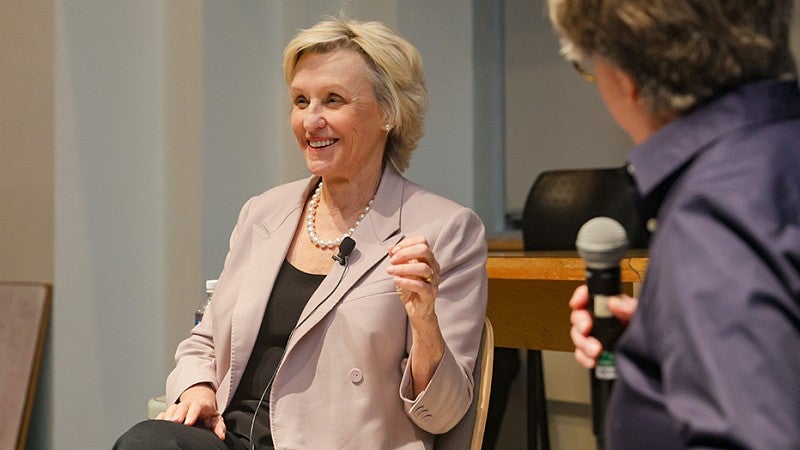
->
[308, 138, 337, 148]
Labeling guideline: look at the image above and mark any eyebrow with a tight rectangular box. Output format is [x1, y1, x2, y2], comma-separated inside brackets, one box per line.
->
[290, 82, 350, 95]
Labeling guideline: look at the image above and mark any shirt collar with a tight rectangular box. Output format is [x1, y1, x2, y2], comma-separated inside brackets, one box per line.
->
[627, 78, 800, 200]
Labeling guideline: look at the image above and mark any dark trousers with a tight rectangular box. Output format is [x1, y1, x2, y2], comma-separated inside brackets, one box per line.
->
[113, 420, 251, 450]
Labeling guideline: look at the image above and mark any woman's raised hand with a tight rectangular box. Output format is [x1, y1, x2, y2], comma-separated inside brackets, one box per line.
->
[386, 235, 441, 319]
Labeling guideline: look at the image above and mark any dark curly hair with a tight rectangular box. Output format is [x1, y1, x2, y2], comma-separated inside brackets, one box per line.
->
[549, 0, 796, 114]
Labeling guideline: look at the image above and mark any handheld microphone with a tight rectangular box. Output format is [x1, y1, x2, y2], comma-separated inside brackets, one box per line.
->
[575, 217, 629, 450]
[332, 237, 356, 266]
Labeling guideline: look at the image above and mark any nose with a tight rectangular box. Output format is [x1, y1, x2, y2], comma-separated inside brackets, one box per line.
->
[303, 105, 326, 131]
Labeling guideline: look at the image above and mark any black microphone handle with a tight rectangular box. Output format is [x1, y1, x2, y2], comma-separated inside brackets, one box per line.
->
[586, 266, 624, 450]
[587, 267, 624, 347]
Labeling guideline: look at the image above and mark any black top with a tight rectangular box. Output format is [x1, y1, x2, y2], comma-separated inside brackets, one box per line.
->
[223, 259, 325, 448]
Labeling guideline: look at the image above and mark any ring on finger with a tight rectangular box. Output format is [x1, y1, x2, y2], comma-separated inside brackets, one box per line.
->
[425, 271, 435, 284]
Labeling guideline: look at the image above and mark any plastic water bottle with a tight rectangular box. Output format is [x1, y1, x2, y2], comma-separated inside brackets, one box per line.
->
[195, 279, 218, 325]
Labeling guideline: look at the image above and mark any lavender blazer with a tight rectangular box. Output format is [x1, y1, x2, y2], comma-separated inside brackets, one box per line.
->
[165, 164, 488, 449]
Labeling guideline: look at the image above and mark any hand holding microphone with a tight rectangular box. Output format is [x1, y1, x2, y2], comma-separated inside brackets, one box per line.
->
[575, 217, 630, 450]
[569, 286, 638, 368]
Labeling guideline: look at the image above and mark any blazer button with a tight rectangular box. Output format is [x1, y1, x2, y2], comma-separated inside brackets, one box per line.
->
[349, 368, 364, 384]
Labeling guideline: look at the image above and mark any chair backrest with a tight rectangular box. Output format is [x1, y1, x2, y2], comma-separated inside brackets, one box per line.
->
[521, 167, 648, 251]
[0, 282, 51, 450]
[434, 317, 494, 450]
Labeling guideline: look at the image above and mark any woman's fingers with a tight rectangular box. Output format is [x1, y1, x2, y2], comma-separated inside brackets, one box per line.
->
[387, 259, 436, 284]
[388, 237, 442, 319]
[389, 238, 437, 267]
[388, 238, 437, 287]
[211, 414, 227, 440]
[160, 403, 188, 423]
[183, 403, 203, 426]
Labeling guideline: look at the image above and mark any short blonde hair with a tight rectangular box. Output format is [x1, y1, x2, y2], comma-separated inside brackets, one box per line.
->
[283, 18, 427, 172]
[548, 0, 796, 114]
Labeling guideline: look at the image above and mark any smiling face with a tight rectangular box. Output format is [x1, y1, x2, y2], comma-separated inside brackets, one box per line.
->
[290, 50, 388, 183]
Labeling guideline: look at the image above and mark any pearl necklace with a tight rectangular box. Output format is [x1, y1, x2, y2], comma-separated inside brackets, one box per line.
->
[306, 181, 373, 249]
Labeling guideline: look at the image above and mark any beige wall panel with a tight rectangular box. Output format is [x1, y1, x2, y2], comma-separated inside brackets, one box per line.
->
[0, 0, 54, 283]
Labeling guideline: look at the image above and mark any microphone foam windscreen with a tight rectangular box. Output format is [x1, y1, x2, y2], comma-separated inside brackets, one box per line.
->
[575, 217, 629, 268]
[340, 236, 356, 256]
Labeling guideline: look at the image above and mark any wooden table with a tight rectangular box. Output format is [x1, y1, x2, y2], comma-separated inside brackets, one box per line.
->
[486, 250, 648, 352]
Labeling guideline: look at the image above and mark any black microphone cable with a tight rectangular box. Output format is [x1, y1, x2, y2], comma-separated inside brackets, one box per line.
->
[247, 237, 356, 449]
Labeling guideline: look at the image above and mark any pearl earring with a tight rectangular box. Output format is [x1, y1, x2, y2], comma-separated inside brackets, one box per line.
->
[382, 124, 391, 132]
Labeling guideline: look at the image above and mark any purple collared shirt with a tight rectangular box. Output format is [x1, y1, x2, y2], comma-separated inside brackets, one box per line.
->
[609, 79, 800, 449]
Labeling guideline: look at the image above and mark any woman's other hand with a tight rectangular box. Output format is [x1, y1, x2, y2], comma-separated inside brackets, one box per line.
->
[387, 236, 445, 396]
[569, 285, 638, 369]
[387, 235, 441, 318]
[157, 382, 226, 440]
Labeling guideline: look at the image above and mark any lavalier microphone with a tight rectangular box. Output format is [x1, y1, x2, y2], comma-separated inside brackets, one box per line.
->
[332, 237, 356, 266]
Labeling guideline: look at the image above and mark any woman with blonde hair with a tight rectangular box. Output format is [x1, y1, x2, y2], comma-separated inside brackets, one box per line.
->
[115, 17, 486, 449]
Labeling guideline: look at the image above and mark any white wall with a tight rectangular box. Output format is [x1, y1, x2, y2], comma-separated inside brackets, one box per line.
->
[53, 1, 206, 447]
[55, 2, 167, 448]
[397, 0, 477, 207]
[504, 0, 630, 216]
[201, 0, 287, 282]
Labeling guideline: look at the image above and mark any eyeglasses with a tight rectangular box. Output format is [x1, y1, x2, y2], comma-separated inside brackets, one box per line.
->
[571, 60, 596, 83]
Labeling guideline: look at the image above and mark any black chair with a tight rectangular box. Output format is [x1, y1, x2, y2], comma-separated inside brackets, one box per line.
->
[520, 167, 647, 450]
[522, 167, 648, 251]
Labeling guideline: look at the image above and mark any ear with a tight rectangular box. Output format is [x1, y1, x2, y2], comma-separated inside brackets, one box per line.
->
[610, 66, 640, 105]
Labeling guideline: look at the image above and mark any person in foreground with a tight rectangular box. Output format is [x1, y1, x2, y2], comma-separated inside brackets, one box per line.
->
[115, 18, 487, 450]
[549, 0, 800, 448]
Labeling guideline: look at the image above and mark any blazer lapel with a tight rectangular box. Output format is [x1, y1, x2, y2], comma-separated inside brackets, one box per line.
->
[227, 179, 314, 405]
[287, 165, 408, 349]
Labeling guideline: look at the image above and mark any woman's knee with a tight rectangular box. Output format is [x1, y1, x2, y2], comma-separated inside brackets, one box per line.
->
[113, 419, 227, 450]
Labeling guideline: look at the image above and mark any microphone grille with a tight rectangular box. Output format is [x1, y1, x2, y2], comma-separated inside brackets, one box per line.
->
[575, 217, 629, 268]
